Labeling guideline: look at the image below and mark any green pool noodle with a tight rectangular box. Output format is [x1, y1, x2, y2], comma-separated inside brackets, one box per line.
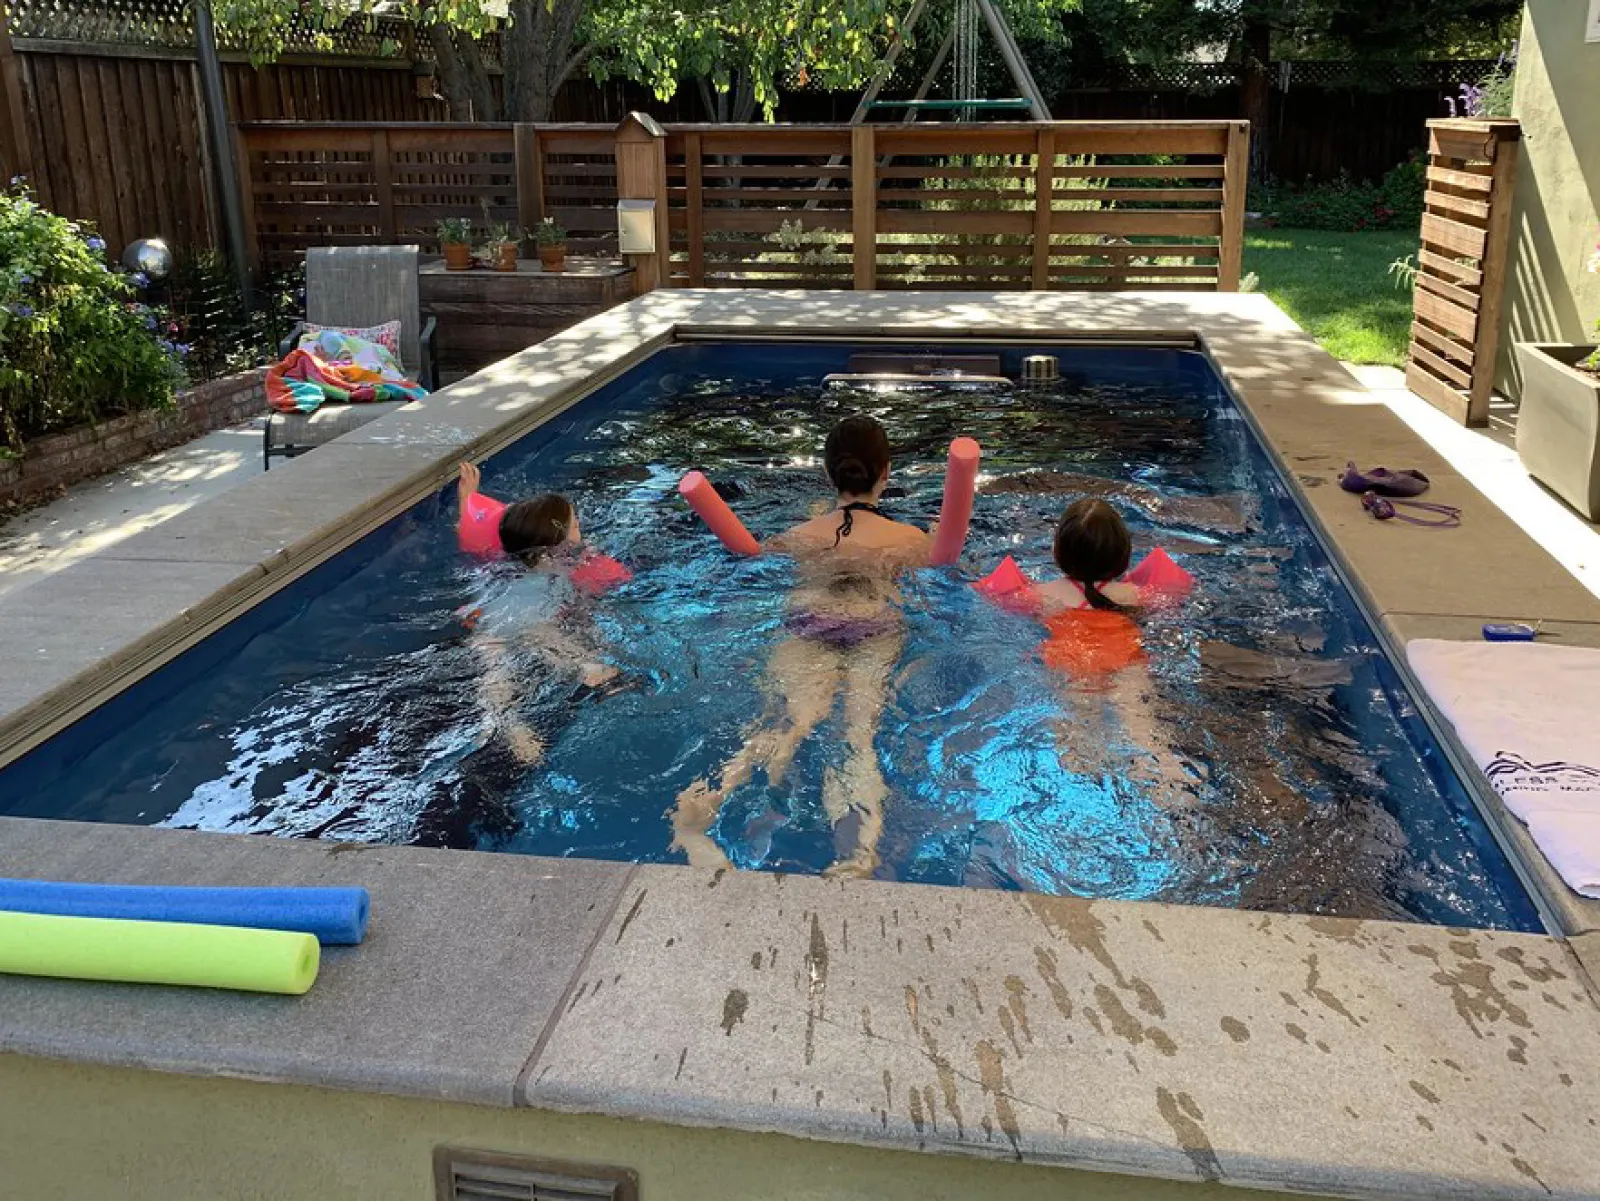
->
[0, 910, 320, 995]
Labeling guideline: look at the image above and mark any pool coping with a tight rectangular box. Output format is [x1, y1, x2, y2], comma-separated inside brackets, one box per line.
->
[3, 290, 1600, 1200]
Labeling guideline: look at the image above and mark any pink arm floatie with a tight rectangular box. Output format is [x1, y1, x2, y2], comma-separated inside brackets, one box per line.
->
[928, 437, 981, 566]
[1121, 547, 1194, 602]
[973, 549, 1194, 611]
[679, 470, 761, 556]
[459, 490, 508, 558]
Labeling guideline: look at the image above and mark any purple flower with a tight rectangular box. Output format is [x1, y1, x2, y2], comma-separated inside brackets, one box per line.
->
[16, 273, 31, 285]
[85, 236, 106, 252]
[8, 175, 22, 187]
[8, 303, 33, 317]
[143, 315, 157, 329]
[174, 343, 191, 356]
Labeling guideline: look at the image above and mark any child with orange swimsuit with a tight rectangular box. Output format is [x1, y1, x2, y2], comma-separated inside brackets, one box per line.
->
[1032, 498, 1189, 791]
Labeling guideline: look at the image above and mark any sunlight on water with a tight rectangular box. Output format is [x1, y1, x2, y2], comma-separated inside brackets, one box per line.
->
[0, 344, 1539, 930]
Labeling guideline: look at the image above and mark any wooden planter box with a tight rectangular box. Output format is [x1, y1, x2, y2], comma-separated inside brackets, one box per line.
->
[1515, 343, 1600, 520]
[419, 259, 636, 376]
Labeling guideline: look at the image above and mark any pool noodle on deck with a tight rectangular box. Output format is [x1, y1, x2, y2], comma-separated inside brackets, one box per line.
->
[0, 878, 370, 945]
[0, 910, 320, 995]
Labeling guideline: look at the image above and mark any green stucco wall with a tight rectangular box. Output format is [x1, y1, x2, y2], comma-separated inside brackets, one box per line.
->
[0, 1052, 1329, 1201]
[1499, 0, 1600, 398]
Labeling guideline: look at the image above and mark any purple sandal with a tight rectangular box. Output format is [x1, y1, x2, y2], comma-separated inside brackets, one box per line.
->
[1340, 462, 1432, 497]
[1362, 490, 1461, 528]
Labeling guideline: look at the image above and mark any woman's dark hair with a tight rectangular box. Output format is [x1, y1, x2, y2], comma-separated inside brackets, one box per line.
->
[1053, 498, 1132, 611]
[499, 493, 574, 564]
[824, 415, 891, 497]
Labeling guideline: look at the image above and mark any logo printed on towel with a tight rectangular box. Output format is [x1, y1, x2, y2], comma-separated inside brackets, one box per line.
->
[1485, 752, 1600, 794]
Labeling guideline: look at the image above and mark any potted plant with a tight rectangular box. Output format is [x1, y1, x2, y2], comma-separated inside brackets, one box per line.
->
[534, 217, 567, 273]
[483, 222, 519, 273]
[1514, 235, 1600, 520]
[437, 217, 473, 271]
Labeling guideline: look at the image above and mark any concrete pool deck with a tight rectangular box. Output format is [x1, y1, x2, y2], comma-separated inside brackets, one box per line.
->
[3, 290, 1600, 1200]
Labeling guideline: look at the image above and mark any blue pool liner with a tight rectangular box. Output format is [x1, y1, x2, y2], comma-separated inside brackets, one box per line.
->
[0, 879, 370, 946]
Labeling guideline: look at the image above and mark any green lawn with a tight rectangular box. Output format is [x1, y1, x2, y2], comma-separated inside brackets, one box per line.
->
[1242, 229, 1416, 367]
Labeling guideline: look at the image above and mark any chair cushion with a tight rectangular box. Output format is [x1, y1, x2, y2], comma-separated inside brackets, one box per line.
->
[266, 401, 410, 451]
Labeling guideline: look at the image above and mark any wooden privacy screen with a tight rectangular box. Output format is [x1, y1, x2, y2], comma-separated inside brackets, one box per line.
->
[1405, 118, 1520, 426]
[665, 121, 1248, 291]
[238, 118, 1250, 293]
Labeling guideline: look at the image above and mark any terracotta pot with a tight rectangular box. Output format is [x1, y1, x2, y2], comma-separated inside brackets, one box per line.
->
[443, 242, 473, 271]
[495, 243, 519, 272]
[537, 243, 566, 273]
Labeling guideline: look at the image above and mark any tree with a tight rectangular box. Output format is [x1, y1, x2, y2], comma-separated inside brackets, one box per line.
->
[1052, 0, 1521, 175]
[217, 0, 1079, 124]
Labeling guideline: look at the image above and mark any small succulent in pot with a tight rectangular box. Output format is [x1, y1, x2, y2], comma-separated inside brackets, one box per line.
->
[534, 217, 567, 272]
[437, 216, 474, 271]
[482, 221, 520, 272]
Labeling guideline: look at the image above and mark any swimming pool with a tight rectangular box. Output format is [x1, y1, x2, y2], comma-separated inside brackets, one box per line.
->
[0, 341, 1540, 931]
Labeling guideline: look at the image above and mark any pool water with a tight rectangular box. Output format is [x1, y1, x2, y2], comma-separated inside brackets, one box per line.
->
[0, 343, 1540, 930]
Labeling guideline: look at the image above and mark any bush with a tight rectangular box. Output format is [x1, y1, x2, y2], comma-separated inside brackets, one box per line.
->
[0, 181, 186, 452]
[1257, 154, 1425, 233]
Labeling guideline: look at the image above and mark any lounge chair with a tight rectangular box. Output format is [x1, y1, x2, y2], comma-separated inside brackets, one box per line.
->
[264, 245, 438, 468]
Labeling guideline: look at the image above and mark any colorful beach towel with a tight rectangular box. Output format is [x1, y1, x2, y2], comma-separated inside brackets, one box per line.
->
[266, 329, 427, 414]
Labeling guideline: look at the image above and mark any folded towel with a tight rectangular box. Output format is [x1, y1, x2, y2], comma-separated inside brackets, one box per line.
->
[1407, 639, 1600, 898]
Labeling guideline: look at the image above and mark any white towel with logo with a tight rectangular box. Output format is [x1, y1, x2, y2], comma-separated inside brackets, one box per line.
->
[1407, 639, 1600, 898]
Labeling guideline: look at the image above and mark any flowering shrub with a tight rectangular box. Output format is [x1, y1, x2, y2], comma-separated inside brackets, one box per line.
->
[1257, 156, 1425, 233]
[1448, 44, 1516, 119]
[0, 181, 186, 452]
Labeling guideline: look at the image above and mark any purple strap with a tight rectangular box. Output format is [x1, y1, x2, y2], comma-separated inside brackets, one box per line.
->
[1362, 491, 1461, 528]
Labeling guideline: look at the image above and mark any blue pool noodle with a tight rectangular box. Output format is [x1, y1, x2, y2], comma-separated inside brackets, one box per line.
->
[0, 879, 370, 946]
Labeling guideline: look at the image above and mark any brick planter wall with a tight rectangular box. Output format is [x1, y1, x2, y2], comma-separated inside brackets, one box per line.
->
[0, 368, 269, 509]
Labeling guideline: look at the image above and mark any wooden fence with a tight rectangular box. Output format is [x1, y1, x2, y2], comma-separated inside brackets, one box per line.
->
[0, 39, 440, 255]
[1404, 118, 1520, 426]
[238, 118, 1251, 292]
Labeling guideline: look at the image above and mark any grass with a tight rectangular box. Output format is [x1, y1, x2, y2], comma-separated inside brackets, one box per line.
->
[1242, 228, 1417, 367]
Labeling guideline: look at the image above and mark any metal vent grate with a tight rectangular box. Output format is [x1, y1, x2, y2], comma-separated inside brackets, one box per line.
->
[435, 1149, 638, 1201]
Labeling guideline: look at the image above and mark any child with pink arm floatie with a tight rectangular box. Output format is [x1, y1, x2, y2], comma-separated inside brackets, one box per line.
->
[454, 462, 632, 767]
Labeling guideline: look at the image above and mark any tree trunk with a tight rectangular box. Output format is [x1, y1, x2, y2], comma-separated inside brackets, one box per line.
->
[504, 0, 587, 122]
[425, 24, 499, 120]
[1238, 8, 1272, 183]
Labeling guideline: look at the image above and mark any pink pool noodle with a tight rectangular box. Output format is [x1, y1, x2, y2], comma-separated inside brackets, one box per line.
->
[929, 437, 981, 566]
[459, 490, 508, 558]
[679, 471, 761, 556]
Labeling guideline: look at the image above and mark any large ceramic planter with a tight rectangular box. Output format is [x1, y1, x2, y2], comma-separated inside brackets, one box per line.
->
[443, 242, 473, 271]
[537, 243, 567, 273]
[1516, 342, 1600, 520]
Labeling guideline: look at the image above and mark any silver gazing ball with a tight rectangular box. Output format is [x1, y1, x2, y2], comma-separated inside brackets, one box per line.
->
[120, 238, 173, 281]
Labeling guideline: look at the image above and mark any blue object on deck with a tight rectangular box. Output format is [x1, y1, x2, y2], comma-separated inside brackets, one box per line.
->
[0, 879, 370, 945]
[1482, 623, 1539, 642]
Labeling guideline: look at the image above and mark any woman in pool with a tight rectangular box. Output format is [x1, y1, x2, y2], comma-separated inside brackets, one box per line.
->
[670, 415, 931, 878]
[1036, 498, 1188, 792]
[411, 465, 623, 849]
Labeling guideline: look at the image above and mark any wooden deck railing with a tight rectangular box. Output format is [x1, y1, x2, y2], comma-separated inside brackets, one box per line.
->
[1404, 118, 1520, 426]
[237, 118, 1251, 292]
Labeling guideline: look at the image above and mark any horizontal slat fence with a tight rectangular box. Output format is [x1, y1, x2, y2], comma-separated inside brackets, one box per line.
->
[1403, 118, 1520, 426]
[241, 118, 1250, 294]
